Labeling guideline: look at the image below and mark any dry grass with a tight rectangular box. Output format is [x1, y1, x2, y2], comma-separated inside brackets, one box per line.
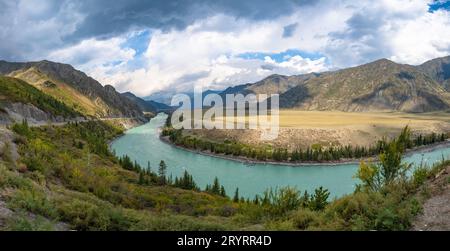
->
[277, 110, 450, 129]
[185, 110, 450, 150]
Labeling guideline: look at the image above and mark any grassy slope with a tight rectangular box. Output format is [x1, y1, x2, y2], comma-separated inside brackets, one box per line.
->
[0, 75, 79, 118]
[0, 121, 237, 230]
[7, 67, 112, 117]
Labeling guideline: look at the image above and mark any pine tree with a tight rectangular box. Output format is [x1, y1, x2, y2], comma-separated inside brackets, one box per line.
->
[233, 188, 240, 202]
[253, 195, 259, 205]
[211, 177, 220, 195]
[158, 160, 167, 185]
[309, 186, 330, 211]
[138, 171, 145, 185]
[220, 186, 226, 197]
[205, 184, 211, 193]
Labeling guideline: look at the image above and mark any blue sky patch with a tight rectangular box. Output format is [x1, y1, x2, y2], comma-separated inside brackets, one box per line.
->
[121, 30, 152, 57]
[237, 49, 324, 63]
[429, 1, 450, 12]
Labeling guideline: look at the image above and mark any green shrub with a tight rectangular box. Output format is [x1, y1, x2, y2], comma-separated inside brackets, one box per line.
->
[8, 188, 58, 219]
[5, 214, 56, 231]
[0, 165, 33, 189]
[292, 208, 320, 230]
[261, 187, 303, 215]
[130, 214, 228, 231]
[413, 166, 428, 186]
[56, 198, 113, 231]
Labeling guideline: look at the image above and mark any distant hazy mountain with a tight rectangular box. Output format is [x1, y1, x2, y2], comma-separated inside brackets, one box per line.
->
[146, 89, 223, 108]
[221, 73, 320, 97]
[221, 57, 450, 113]
[0, 60, 145, 119]
[145, 90, 178, 105]
[122, 92, 173, 113]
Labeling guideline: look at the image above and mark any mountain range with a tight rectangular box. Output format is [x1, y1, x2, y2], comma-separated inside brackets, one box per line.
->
[121, 92, 173, 113]
[1, 56, 450, 124]
[220, 56, 450, 112]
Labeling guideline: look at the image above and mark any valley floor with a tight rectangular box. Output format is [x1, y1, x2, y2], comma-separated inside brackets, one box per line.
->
[186, 110, 450, 150]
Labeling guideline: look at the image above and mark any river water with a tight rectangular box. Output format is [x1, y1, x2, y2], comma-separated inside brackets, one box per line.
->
[111, 113, 450, 199]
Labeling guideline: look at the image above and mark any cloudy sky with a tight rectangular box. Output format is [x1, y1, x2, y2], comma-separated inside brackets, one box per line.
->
[1, 0, 450, 96]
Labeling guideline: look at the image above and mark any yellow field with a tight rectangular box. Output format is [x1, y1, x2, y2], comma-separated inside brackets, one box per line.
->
[277, 110, 450, 129]
[186, 110, 450, 149]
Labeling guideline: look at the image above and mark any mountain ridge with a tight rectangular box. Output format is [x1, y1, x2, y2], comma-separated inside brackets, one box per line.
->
[219, 56, 450, 112]
[0, 60, 145, 120]
[121, 92, 173, 114]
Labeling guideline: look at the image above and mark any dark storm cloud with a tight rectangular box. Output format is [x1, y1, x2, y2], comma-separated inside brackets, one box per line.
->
[0, 0, 318, 61]
[67, 0, 317, 41]
[325, 8, 392, 67]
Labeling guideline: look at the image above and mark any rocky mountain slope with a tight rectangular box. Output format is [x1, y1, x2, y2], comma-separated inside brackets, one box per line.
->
[220, 57, 450, 113]
[279, 59, 450, 112]
[418, 55, 450, 91]
[0, 75, 82, 124]
[0, 60, 145, 120]
[221, 73, 320, 97]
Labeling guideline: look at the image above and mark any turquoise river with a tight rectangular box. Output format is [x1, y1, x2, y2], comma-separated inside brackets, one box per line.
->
[111, 113, 450, 199]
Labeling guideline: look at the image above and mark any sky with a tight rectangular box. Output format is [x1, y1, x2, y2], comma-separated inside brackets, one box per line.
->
[0, 0, 450, 97]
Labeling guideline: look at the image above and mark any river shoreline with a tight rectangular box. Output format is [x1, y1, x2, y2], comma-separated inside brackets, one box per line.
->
[159, 133, 450, 167]
[107, 117, 152, 148]
[109, 114, 450, 167]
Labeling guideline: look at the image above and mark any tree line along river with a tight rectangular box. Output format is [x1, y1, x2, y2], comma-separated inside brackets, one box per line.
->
[111, 113, 450, 199]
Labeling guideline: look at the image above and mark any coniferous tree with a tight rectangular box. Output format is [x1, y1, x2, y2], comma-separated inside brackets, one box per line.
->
[158, 160, 167, 185]
[233, 188, 240, 202]
[220, 185, 226, 197]
[309, 186, 330, 211]
[211, 177, 220, 195]
[138, 171, 145, 185]
[253, 195, 259, 205]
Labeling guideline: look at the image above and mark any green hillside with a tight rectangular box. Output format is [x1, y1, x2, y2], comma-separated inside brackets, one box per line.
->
[0, 60, 145, 120]
[0, 76, 79, 118]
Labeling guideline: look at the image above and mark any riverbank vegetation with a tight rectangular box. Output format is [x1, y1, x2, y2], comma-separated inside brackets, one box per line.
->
[0, 120, 448, 230]
[162, 125, 448, 162]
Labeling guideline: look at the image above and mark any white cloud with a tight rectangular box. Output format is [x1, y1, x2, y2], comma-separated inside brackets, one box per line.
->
[323, 0, 450, 67]
[48, 37, 136, 73]
[390, 9, 450, 64]
[31, 0, 450, 97]
[86, 10, 343, 95]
